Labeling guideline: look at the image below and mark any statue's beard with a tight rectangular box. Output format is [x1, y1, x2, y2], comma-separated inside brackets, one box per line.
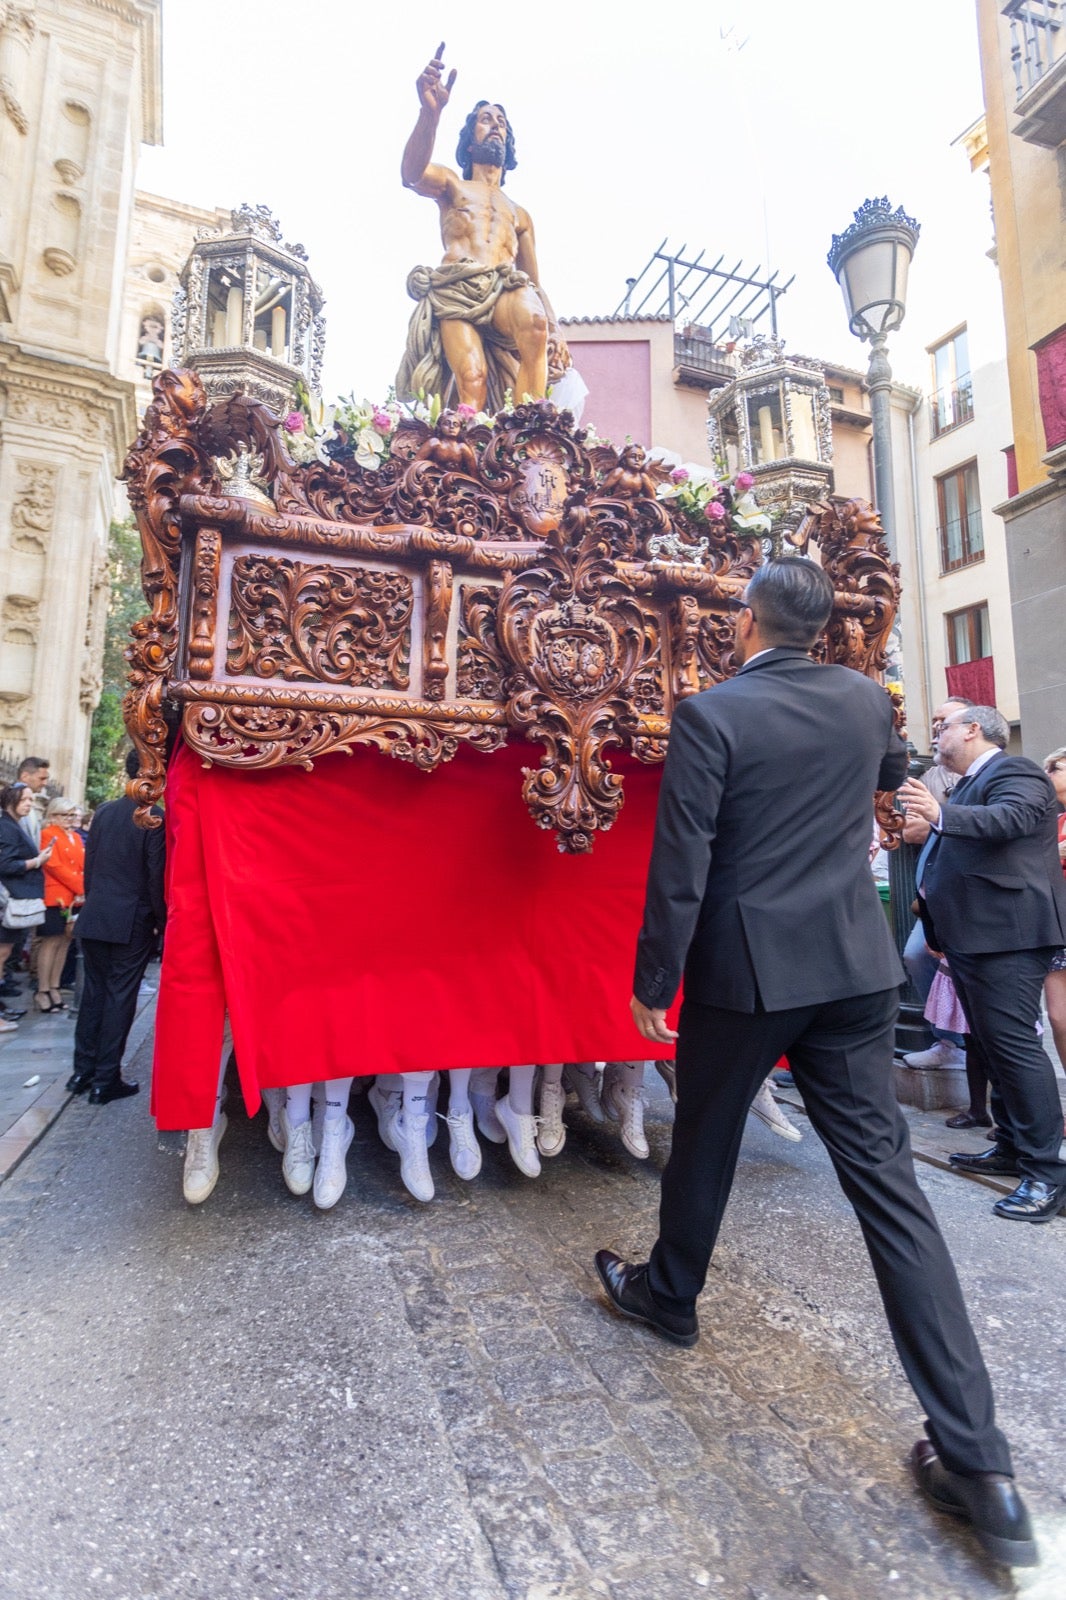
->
[470, 136, 505, 169]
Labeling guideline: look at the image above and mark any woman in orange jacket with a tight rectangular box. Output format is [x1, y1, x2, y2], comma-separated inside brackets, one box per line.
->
[38, 797, 85, 1012]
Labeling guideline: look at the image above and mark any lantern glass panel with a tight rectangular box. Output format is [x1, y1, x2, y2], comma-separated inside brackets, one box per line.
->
[206, 260, 246, 348]
[789, 388, 819, 461]
[746, 387, 785, 464]
[253, 264, 293, 360]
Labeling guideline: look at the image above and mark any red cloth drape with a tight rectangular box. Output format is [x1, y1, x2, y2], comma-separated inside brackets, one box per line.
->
[945, 656, 995, 706]
[151, 739, 676, 1129]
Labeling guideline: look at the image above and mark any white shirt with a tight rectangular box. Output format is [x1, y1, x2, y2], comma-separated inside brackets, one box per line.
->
[934, 746, 1000, 829]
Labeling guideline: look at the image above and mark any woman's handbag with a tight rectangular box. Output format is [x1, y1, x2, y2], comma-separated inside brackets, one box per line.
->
[1, 896, 46, 930]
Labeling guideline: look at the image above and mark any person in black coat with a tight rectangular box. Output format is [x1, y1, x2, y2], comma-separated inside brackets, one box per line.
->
[594, 558, 1036, 1569]
[901, 706, 1066, 1221]
[0, 784, 51, 1029]
[68, 751, 166, 1104]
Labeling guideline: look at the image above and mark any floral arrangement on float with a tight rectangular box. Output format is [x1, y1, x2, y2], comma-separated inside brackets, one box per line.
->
[656, 464, 772, 537]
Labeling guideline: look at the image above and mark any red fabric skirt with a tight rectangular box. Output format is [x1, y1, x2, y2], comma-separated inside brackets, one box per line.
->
[151, 739, 677, 1129]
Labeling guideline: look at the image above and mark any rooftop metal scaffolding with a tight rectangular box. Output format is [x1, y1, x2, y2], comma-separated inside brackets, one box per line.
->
[617, 241, 794, 343]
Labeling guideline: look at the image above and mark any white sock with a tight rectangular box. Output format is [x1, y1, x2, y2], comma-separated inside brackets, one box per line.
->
[470, 1068, 500, 1099]
[615, 1060, 645, 1089]
[541, 1062, 565, 1087]
[448, 1068, 473, 1116]
[401, 1071, 433, 1117]
[322, 1077, 353, 1123]
[507, 1064, 536, 1115]
[285, 1083, 312, 1126]
[567, 1060, 597, 1083]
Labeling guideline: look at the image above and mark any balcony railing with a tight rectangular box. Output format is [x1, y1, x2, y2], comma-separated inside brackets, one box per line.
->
[673, 334, 736, 387]
[1004, 2, 1064, 98]
[930, 378, 974, 438]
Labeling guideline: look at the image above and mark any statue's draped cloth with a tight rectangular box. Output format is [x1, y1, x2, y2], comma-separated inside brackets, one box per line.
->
[397, 260, 534, 411]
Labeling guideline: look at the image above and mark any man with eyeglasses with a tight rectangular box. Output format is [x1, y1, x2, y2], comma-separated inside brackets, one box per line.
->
[900, 706, 1066, 1225]
[594, 558, 1037, 1568]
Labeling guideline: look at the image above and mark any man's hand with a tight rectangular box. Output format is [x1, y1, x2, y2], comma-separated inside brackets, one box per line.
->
[898, 777, 940, 827]
[630, 995, 678, 1044]
[417, 44, 456, 115]
[901, 811, 931, 846]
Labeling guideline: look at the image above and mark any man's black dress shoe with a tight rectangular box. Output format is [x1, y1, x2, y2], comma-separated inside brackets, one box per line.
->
[593, 1250, 699, 1348]
[65, 1072, 93, 1095]
[87, 1078, 139, 1105]
[948, 1147, 1020, 1175]
[993, 1177, 1066, 1223]
[910, 1440, 1038, 1567]
[0, 1005, 26, 1021]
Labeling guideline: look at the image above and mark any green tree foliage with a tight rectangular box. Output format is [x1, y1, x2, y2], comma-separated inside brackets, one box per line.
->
[84, 518, 144, 808]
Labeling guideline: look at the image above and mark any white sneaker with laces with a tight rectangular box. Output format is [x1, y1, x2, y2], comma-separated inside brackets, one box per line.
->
[394, 1108, 434, 1202]
[281, 1111, 316, 1194]
[183, 1113, 227, 1204]
[470, 1090, 507, 1144]
[495, 1094, 541, 1177]
[368, 1080, 402, 1151]
[564, 1063, 605, 1123]
[537, 1080, 567, 1157]
[445, 1108, 482, 1180]
[749, 1079, 802, 1142]
[601, 1073, 650, 1159]
[313, 1114, 354, 1209]
[902, 1040, 966, 1070]
[262, 1087, 285, 1153]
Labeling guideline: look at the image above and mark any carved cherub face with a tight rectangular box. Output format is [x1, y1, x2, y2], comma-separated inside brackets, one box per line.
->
[438, 410, 462, 438]
[622, 444, 645, 468]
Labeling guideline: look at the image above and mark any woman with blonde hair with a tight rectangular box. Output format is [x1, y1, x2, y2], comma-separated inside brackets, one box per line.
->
[37, 797, 84, 1011]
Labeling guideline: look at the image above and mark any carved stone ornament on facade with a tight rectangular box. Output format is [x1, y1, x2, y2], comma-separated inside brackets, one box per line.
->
[2, 592, 40, 643]
[122, 369, 903, 851]
[9, 461, 56, 552]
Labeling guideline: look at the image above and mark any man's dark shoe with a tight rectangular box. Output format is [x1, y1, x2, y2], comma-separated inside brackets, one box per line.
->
[87, 1078, 139, 1105]
[0, 1005, 27, 1021]
[992, 1177, 1066, 1223]
[593, 1250, 698, 1348]
[65, 1072, 94, 1095]
[949, 1148, 1020, 1176]
[910, 1440, 1038, 1567]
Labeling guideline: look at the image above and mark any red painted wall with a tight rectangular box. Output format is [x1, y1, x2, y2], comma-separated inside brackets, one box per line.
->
[568, 340, 652, 448]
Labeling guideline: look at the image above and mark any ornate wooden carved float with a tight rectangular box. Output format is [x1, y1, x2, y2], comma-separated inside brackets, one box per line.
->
[122, 369, 903, 851]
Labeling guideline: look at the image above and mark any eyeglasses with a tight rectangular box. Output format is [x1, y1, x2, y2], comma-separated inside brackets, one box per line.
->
[727, 595, 755, 617]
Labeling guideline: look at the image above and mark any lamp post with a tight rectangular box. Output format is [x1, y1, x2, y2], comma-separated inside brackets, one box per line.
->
[827, 198, 920, 561]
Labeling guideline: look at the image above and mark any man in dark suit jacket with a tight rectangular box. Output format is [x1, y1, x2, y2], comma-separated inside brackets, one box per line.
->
[594, 558, 1036, 1568]
[901, 706, 1066, 1222]
[68, 751, 166, 1104]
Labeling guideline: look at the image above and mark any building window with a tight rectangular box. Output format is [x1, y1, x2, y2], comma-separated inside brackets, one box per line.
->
[930, 328, 973, 437]
[827, 384, 845, 404]
[936, 461, 984, 571]
[946, 602, 991, 666]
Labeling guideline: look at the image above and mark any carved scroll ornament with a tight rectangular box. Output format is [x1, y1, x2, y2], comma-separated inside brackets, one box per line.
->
[122, 370, 902, 848]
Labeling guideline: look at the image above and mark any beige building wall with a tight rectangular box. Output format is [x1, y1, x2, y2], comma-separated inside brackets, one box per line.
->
[0, 0, 161, 793]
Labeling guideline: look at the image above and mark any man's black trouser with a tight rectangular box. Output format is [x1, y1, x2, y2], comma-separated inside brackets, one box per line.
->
[945, 946, 1064, 1187]
[72, 921, 155, 1088]
[647, 988, 1012, 1478]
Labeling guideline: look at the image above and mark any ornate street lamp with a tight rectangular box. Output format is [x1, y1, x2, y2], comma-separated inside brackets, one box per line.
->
[827, 198, 920, 559]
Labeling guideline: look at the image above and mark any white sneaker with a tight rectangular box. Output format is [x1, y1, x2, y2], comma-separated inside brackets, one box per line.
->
[496, 1094, 541, 1178]
[368, 1080, 402, 1151]
[262, 1087, 286, 1153]
[183, 1113, 227, 1204]
[470, 1090, 507, 1144]
[394, 1108, 434, 1202]
[654, 1060, 678, 1104]
[313, 1114, 354, 1209]
[564, 1063, 606, 1123]
[537, 1080, 567, 1157]
[749, 1080, 802, 1142]
[445, 1108, 482, 1180]
[601, 1072, 650, 1159]
[902, 1040, 966, 1070]
[281, 1111, 316, 1195]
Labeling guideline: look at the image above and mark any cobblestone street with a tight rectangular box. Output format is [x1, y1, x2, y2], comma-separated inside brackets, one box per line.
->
[1, 1030, 1065, 1600]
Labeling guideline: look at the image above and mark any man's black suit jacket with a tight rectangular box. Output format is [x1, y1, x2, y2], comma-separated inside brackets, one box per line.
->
[75, 797, 166, 946]
[634, 647, 907, 1013]
[920, 751, 1066, 955]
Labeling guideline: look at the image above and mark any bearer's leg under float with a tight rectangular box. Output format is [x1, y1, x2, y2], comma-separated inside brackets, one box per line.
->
[470, 1067, 505, 1143]
[537, 1062, 567, 1158]
[313, 1079, 355, 1209]
[601, 1060, 650, 1159]
[182, 1023, 231, 1204]
[393, 1070, 435, 1202]
[444, 1068, 482, 1180]
[564, 1061, 605, 1123]
[496, 1064, 541, 1177]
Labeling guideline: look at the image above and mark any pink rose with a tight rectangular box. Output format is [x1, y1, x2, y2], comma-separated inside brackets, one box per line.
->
[456, 403, 477, 418]
[372, 409, 393, 433]
[284, 411, 305, 434]
[706, 501, 726, 521]
[735, 471, 754, 491]
[670, 467, 690, 483]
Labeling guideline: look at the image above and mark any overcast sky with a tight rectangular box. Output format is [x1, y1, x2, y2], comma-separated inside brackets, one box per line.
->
[140, 0, 1006, 401]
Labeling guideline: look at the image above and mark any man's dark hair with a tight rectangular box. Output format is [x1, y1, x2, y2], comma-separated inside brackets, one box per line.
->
[745, 557, 834, 648]
[456, 101, 517, 183]
[17, 756, 49, 777]
[125, 749, 141, 779]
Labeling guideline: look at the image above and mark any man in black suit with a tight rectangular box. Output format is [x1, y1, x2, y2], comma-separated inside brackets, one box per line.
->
[68, 751, 166, 1104]
[900, 706, 1066, 1222]
[594, 559, 1036, 1568]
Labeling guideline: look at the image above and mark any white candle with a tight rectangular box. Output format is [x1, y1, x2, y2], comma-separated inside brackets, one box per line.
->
[225, 284, 243, 346]
[271, 305, 286, 359]
[758, 405, 776, 462]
